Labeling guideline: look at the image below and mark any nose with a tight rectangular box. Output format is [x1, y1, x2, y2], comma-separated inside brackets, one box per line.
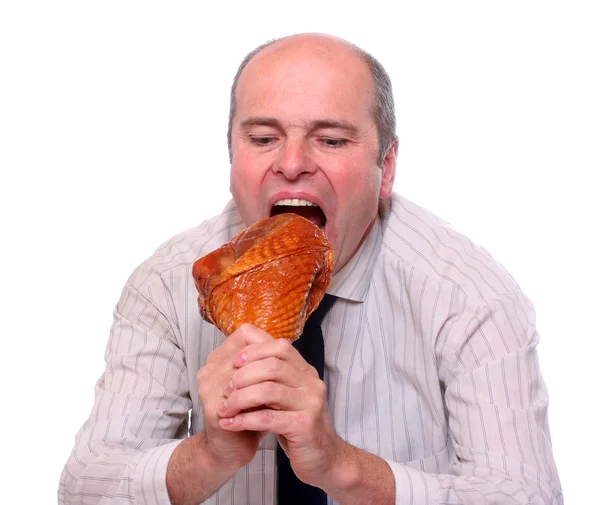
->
[273, 138, 317, 180]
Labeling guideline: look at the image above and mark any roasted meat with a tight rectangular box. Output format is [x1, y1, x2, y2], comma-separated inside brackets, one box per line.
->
[192, 213, 334, 341]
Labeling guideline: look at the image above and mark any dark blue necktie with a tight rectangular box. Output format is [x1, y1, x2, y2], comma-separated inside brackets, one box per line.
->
[276, 294, 336, 505]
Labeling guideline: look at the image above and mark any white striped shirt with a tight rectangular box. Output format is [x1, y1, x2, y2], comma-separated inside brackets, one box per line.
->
[58, 192, 562, 504]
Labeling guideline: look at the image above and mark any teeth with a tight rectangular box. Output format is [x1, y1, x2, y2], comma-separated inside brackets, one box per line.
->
[274, 199, 318, 207]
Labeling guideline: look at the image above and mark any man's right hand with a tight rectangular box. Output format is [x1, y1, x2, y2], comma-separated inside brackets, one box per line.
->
[198, 323, 273, 470]
[166, 324, 273, 505]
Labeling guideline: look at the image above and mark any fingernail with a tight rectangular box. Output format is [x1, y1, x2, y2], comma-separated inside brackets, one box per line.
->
[235, 352, 247, 365]
[221, 417, 233, 426]
[224, 380, 234, 395]
[219, 400, 228, 413]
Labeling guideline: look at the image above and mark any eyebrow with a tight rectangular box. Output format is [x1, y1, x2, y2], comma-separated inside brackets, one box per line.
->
[239, 117, 360, 136]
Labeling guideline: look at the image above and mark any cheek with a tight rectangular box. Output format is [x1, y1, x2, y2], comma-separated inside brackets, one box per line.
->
[334, 170, 381, 227]
[229, 164, 242, 198]
[351, 173, 381, 221]
[230, 155, 259, 194]
[342, 164, 382, 201]
[229, 164, 254, 213]
[229, 154, 268, 226]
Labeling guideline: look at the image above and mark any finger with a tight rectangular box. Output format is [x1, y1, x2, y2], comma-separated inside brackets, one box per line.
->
[230, 323, 274, 345]
[233, 338, 316, 377]
[219, 381, 311, 418]
[219, 408, 302, 437]
[208, 323, 273, 363]
[226, 357, 306, 394]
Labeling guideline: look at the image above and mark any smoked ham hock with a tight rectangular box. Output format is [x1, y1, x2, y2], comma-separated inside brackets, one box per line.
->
[192, 213, 334, 341]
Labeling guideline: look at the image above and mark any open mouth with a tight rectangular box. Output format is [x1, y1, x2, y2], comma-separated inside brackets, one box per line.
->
[270, 199, 326, 229]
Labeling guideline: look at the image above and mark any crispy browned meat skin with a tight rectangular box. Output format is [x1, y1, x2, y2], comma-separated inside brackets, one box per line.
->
[192, 213, 334, 341]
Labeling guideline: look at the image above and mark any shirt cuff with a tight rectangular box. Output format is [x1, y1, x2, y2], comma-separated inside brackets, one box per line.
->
[385, 459, 440, 505]
[134, 440, 184, 505]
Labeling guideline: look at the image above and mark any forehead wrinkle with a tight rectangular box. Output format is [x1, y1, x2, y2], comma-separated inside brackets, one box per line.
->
[239, 116, 362, 136]
[239, 116, 282, 130]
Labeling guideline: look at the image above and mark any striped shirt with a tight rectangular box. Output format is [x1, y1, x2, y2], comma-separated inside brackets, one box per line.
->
[58, 192, 562, 505]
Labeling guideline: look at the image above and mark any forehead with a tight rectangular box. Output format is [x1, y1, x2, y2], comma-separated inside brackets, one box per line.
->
[235, 41, 374, 126]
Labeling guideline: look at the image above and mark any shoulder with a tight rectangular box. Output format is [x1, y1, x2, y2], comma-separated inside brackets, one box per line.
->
[380, 193, 520, 305]
[127, 200, 245, 290]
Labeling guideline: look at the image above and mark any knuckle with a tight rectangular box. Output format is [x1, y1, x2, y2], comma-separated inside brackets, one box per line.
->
[236, 323, 255, 340]
[314, 379, 327, 397]
[307, 364, 320, 378]
[238, 322, 253, 333]
[197, 379, 211, 399]
[308, 381, 327, 411]
[206, 349, 220, 363]
[258, 409, 276, 424]
[266, 356, 282, 373]
[197, 363, 227, 400]
[312, 395, 326, 413]
[197, 363, 213, 382]
[233, 323, 247, 338]
[275, 338, 291, 354]
[275, 338, 292, 356]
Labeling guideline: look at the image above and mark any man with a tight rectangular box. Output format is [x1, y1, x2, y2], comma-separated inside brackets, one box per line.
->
[59, 33, 562, 505]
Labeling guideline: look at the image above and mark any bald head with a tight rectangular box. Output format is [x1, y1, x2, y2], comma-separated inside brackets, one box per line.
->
[244, 34, 365, 73]
[227, 34, 396, 166]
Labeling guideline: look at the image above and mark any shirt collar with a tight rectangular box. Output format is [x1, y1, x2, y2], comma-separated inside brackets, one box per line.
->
[327, 198, 389, 302]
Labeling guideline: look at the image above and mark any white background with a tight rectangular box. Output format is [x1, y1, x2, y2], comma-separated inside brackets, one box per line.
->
[1, 1, 598, 503]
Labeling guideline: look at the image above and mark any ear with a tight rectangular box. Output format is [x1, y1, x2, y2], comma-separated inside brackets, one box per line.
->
[379, 137, 398, 198]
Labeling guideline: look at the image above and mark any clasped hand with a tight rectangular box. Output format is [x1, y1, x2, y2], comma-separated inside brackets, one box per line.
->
[197, 323, 342, 488]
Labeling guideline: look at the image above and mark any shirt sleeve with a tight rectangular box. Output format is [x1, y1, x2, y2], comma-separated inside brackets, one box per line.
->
[58, 277, 191, 505]
[385, 287, 563, 505]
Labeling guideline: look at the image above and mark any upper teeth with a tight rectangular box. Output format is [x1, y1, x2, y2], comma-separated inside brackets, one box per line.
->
[274, 199, 317, 207]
